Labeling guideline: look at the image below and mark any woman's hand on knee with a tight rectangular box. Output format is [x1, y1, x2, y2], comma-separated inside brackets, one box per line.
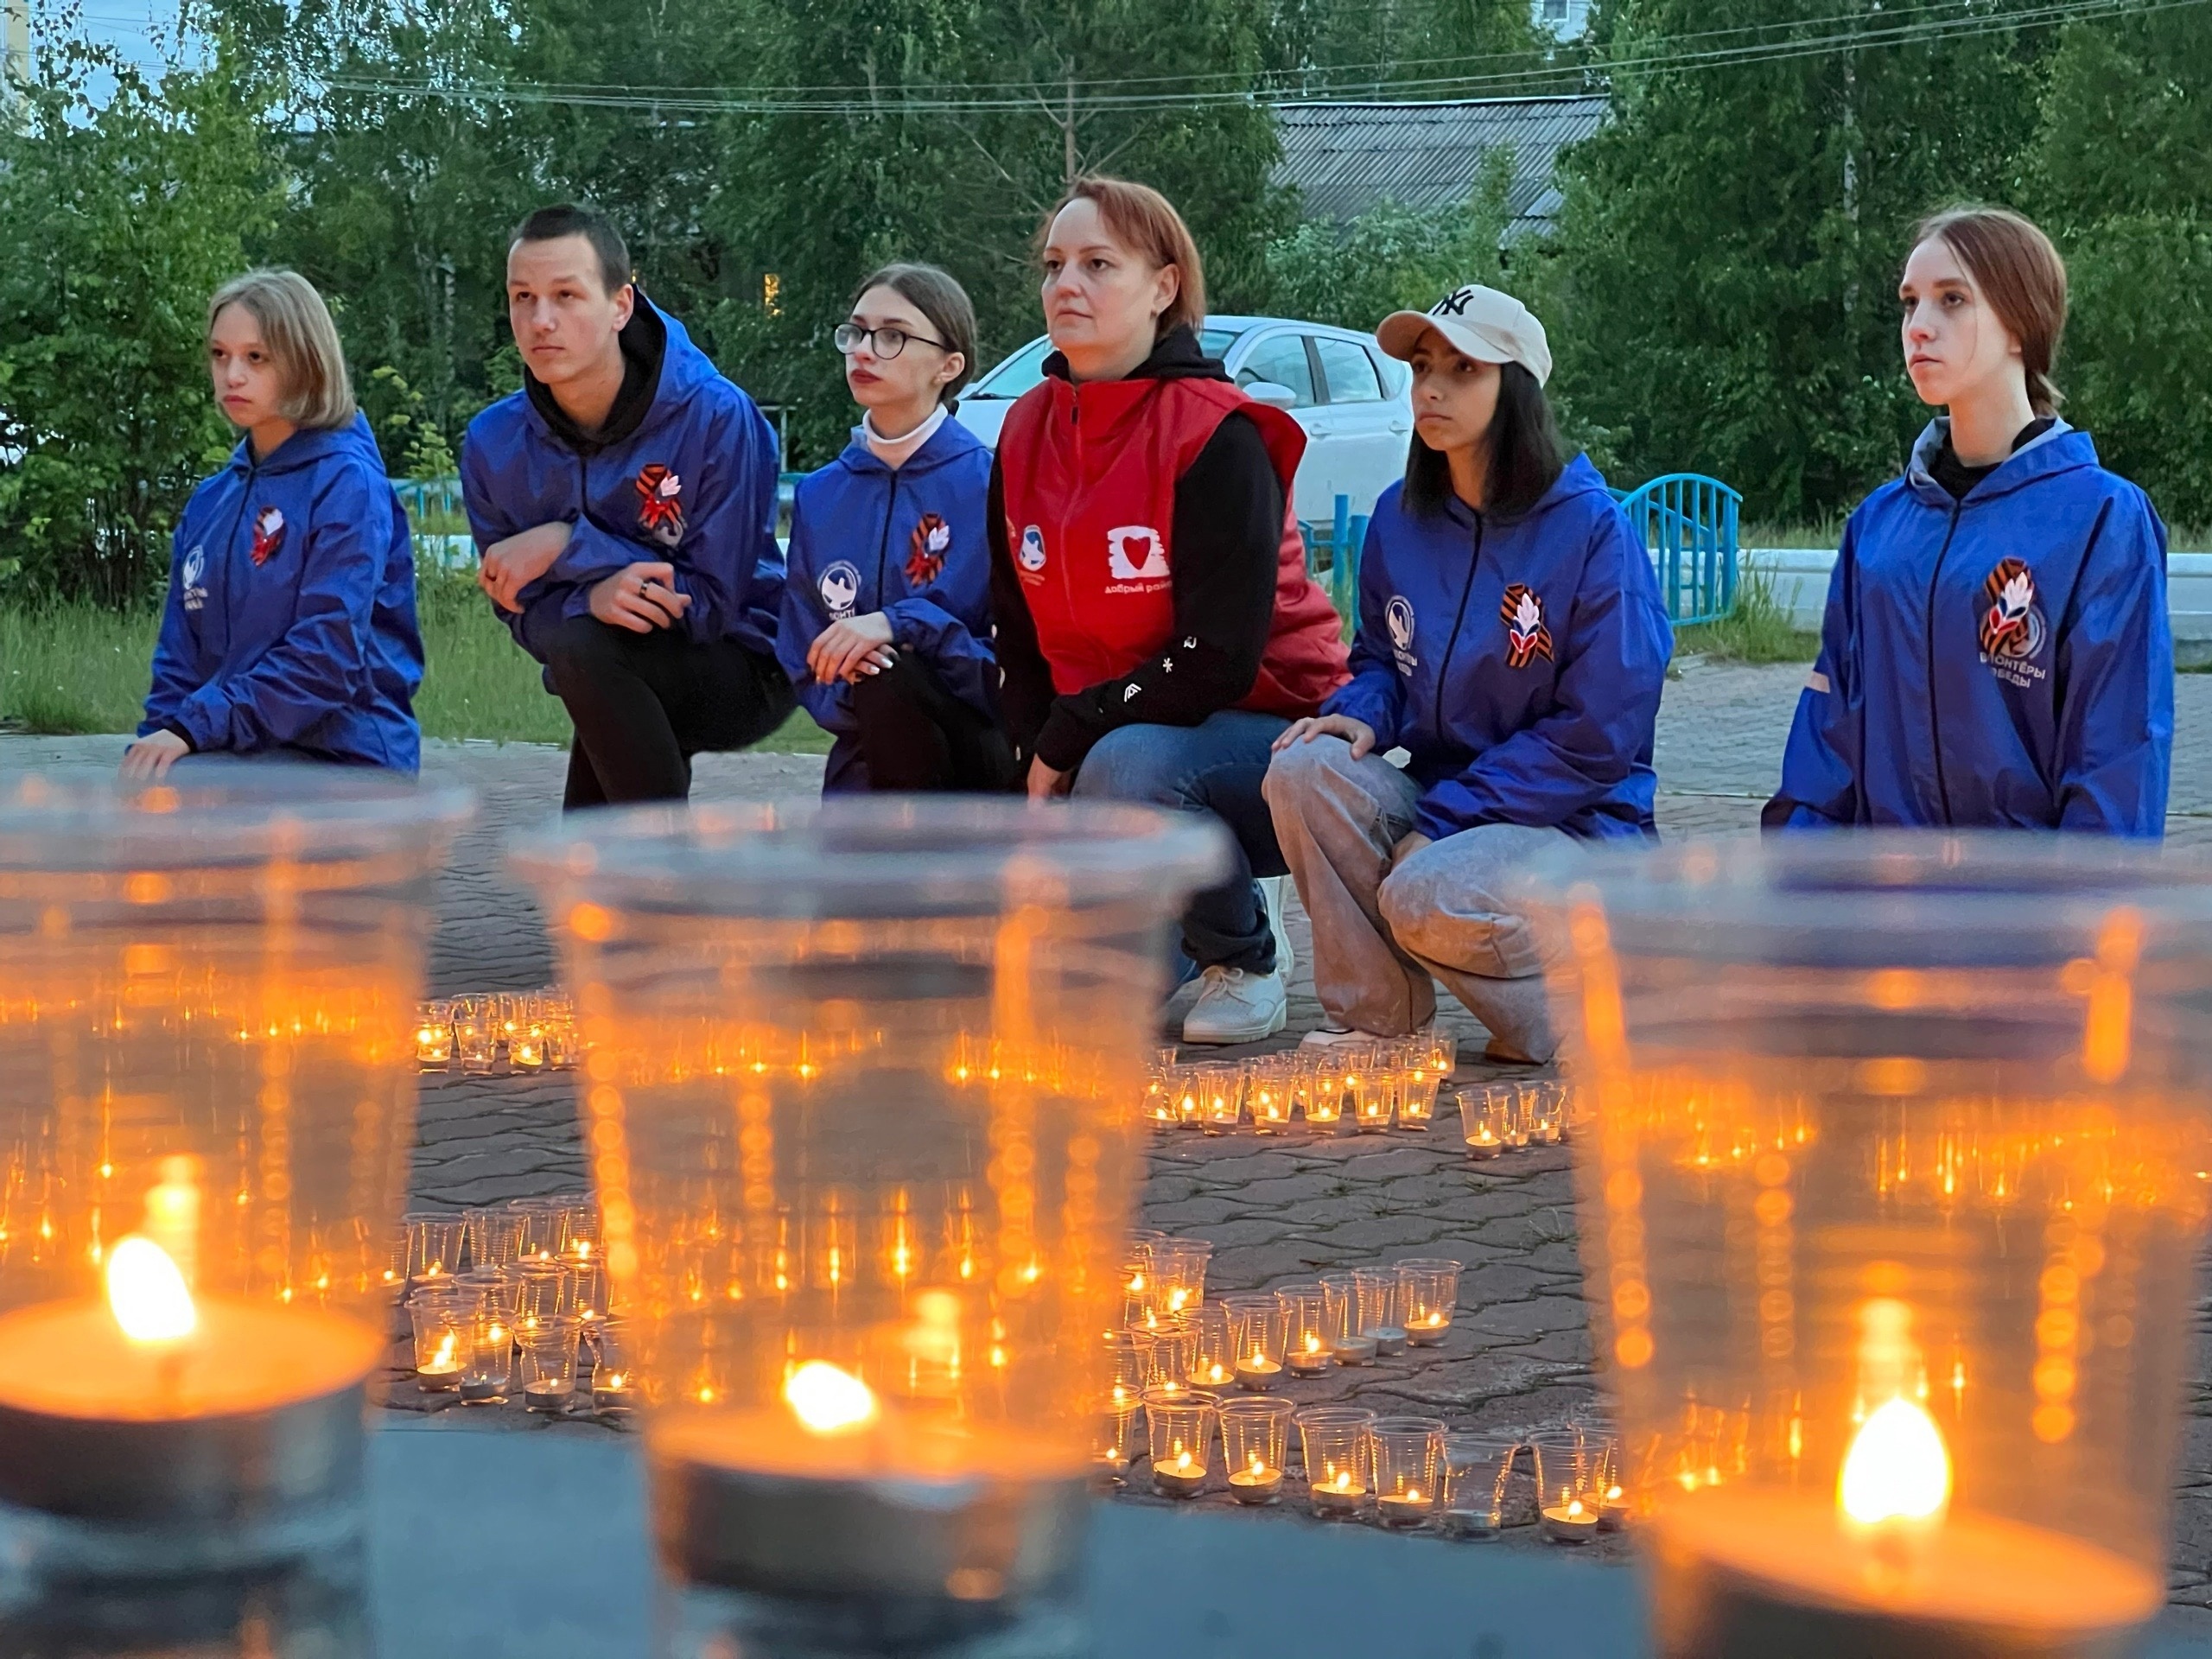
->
[120, 729, 190, 781]
[1271, 714, 1376, 759]
[1026, 755, 1072, 801]
[808, 613, 894, 683]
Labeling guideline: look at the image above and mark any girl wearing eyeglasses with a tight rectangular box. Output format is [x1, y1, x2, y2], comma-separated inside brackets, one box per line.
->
[778, 263, 1015, 792]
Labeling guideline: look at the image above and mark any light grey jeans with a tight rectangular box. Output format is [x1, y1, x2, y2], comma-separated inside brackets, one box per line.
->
[1262, 734, 1571, 1061]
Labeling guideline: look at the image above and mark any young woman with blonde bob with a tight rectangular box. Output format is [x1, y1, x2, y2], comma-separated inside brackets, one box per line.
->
[128, 269, 423, 778]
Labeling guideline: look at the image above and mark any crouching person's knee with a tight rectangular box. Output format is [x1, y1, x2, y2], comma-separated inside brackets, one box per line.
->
[1262, 733, 1357, 811]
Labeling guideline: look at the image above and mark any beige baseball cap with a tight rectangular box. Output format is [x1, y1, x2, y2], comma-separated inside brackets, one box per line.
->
[1376, 284, 1552, 386]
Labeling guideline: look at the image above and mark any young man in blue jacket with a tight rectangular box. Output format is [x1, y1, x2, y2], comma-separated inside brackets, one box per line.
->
[1265, 287, 1671, 1063]
[462, 204, 791, 808]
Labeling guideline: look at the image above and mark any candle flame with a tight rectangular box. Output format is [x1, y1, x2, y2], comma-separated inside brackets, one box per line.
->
[106, 1235, 196, 1343]
[1331, 1469, 1352, 1491]
[1249, 1454, 1264, 1475]
[1567, 1498, 1584, 1519]
[431, 1332, 455, 1367]
[784, 1360, 877, 1434]
[1839, 1397, 1952, 1526]
[605, 1371, 626, 1389]
[1176, 1450, 1192, 1472]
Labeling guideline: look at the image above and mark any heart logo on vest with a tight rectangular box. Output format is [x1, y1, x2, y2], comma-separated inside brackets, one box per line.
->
[819, 560, 861, 620]
[1106, 524, 1169, 584]
[250, 506, 285, 567]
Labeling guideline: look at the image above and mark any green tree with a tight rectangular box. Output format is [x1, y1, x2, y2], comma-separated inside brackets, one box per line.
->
[1263, 152, 1516, 328]
[2031, 12, 2212, 525]
[1541, 0, 2048, 518]
[0, 26, 282, 607]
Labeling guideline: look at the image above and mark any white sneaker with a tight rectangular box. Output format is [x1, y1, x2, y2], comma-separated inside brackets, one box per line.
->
[1300, 1021, 1390, 1049]
[1258, 874, 1295, 982]
[1182, 964, 1288, 1045]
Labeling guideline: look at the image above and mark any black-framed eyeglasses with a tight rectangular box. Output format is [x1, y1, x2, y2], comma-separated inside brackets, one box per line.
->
[834, 322, 950, 359]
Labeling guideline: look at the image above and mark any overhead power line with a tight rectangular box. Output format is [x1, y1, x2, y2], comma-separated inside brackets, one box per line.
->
[315, 0, 2194, 118]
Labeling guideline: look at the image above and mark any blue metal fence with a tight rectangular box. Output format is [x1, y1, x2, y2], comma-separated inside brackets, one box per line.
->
[1299, 493, 1369, 618]
[1614, 473, 1740, 626]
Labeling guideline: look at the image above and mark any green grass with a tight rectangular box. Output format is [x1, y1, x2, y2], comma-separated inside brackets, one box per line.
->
[3, 564, 835, 753]
[1671, 563, 1821, 665]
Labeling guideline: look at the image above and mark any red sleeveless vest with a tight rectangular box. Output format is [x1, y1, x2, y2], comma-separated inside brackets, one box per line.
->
[997, 373, 1349, 715]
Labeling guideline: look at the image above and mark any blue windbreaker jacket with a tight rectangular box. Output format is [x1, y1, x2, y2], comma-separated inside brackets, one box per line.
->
[777, 417, 998, 792]
[141, 414, 423, 772]
[1768, 421, 2172, 835]
[1325, 454, 1673, 842]
[460, 297, 784, 663]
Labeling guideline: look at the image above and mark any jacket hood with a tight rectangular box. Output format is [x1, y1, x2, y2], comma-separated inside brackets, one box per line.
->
[1040, 324, 1227, 386]
[1434, 451, 1614, 529]
[523, 293, 718, 455]
[1905, 417, 2095, 505]
[831, 409, 988, 479]
[221, 411, 385, 479]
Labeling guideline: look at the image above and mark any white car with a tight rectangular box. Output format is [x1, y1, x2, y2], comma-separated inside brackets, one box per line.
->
[953, 315, 1414, 527]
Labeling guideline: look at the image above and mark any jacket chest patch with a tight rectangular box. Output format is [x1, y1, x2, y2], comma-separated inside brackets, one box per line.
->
[250, 506, 286, 567]
[819, 561, 861, 620]
[1501, 584, 1553, 668]
[1978, 556, 2047, 687]
[906, 513, 951, 588]
[1104, 524, 1170, 592]
[181, 544, 208, 612]
[1386, 594, 1418, 675]
[634, 463, 685, 548]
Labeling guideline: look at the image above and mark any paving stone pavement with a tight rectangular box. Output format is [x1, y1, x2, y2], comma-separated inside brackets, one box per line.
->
[15, 665, 2212, 1605]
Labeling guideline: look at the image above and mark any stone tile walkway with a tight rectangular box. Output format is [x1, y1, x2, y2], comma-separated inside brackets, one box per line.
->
[13, 664, 2212, 1607]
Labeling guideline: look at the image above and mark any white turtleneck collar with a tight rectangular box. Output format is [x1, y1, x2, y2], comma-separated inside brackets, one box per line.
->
[859, 403, 949, 471]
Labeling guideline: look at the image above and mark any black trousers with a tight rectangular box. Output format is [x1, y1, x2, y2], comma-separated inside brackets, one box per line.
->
[846, 652, 1017, 792]
[540, 614, 795, 810]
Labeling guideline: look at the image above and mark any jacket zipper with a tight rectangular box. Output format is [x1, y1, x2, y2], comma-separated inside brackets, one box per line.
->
[873, 469, 901, 602]
[1923, 501, 1964, 824]
[1432, 514, 1484, 754]
[213, 457, 260, 660]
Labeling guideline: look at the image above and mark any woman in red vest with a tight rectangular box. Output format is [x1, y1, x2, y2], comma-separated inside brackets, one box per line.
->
[988, 176, 1350, 1044]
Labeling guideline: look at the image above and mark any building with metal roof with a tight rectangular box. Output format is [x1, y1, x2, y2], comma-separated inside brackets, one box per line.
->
[1271, 96, 1610, 238]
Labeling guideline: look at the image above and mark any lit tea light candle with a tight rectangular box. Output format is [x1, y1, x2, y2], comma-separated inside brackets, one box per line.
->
[416, 1331, 462, 1391]
[1286, 1334, 1332, 1376]
[1152, 1447, 1208, 1499]
[1599, 1480, 1630, 1531]
[1541, 1492, 1599, 1543]
[524, 1377, 574, 1412]
[0, 1164, 384, 1529]
[1465, 1126, 1503, 1160]
[1309, 1468, 1367, 1517]
[1227, 1456, 1281, 1505]
[416, 1020, 452, 1066]
[1406, 1313, 1450, 1347]
[1233, 1351, 1281, 1391]
[592, 1370, 636, 1413]
[1376, 1486, 1433, 1528]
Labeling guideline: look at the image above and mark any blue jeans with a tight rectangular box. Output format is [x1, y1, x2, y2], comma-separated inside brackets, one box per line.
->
[1070, 709, 1289, 974]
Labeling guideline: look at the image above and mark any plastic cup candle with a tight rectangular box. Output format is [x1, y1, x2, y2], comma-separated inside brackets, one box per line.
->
[1246, 1058, 1294, 1133]
[1397, 1260, 1462, 1347]
[1279, 1284, 1333, 1376]
[409, 1291, 475, 1392]
[1516, 836, 2212, 1659]
[1440, 1433, 1515, 1541]
[1186, 1304, 1236, 1389]
[1352, 1268, 1407, 1357]
[1321, 1274, 1374, 1365]
[1192, 1062, 1243, 1134]
[1348, 1052, 1397, 1133]
[1146, 1389, 1218, 1499]
[1219, 1396, 1293, 1506]
[1298, 1407, 1373, 1519]
[1457, 1086, 1508, 1159]
[416, 1003, 454, 1066]
[1371, 1416, 1446, 1529]
[512, 796, 1225, 1650]
[1092, 1401, 1142, 1485]
[1223, 1294, 1285, 1390]
[1302, 1058, 1344, 1125]
[1396, 1049, 1443, 1130]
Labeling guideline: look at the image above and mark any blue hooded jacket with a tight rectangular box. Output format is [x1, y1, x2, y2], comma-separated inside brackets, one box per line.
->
[777, 416, 998, 792]
[1768, 421, 2171, 835]
[1325, 454, 1672, 842]
[460, 296, 784, 662]
[141, 413, 423, 772]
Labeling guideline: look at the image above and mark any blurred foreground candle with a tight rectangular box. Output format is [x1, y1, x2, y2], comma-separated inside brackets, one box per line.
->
[0, 769, 467, 1584]
[514, 797, 1224, 1656]
[1519, 834, 2212, 1657]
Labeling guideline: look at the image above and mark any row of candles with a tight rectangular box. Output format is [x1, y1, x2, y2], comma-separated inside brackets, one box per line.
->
[1112, 1401, 1627, 1540]
[414, 991, 580, 1072]
[1145, 1036, 1458, 1134]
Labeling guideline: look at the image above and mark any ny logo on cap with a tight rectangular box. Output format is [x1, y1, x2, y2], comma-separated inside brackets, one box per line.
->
[1431, 288, 1478, 318]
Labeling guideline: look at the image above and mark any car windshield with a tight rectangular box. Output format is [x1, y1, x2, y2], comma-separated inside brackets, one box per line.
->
[966, 327, 1244, 398]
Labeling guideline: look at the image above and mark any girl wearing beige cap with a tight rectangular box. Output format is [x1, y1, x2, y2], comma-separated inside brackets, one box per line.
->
[1263, 284, 1671, 1062]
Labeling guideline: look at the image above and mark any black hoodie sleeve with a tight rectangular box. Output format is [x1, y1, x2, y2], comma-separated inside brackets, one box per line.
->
[987, 456, 1062, 768]
[1030, 413, 1282, 773]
